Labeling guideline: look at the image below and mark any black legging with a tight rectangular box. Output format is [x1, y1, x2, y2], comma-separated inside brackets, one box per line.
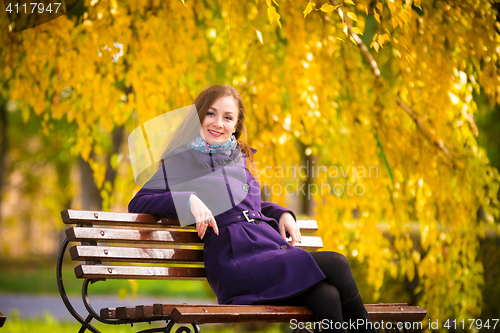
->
[267, 251, 375, 333]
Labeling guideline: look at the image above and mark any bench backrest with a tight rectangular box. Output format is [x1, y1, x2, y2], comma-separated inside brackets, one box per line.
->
[62, 209, 323, 281]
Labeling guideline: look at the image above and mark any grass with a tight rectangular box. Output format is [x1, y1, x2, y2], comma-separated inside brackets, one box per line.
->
[0, 264, 215, 300]
[2, 310, 287, 333]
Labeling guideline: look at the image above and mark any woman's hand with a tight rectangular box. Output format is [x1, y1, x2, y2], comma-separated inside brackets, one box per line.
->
[190, 194, 219, 239]
[278, 212, 301, 246]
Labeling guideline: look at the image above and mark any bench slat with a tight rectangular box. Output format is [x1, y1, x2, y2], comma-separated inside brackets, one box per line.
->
[103, 303, 427, 323]
[62, 210, 317, 231]
[100, 308, 116, 320]
[364, 305, 427, 322]
[287, 236, 323, 250]
[170, 305, 427, 324]
[67, 228, 322, 249]
[171, 305, 314, 323]
[62, 209, 180, 227]
[75, 265, 206, 280]
[70, 246, 204, 264]
[66, 227, 202, 245]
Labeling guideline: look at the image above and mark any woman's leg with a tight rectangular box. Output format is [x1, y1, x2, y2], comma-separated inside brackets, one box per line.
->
[278, 281, 345, 333]
[310, 251, 376, 333]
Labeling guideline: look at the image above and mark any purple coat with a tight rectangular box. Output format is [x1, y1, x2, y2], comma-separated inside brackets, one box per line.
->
[128, 145, 325, 305]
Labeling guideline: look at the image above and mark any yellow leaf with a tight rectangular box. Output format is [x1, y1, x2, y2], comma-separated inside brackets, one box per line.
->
[346, 11, 358, 21]
[338, 7, 344, 21]
[255, 29, 264, 44]
[303, 2, 315, 18]
[320, 4, 340, 12]
[372, 41, 379, 52]
[343, 24, 348, 36]
[268, 6, 282, 28]
[272, 0, 279, 7]
[391, 17, 399, 28]
[344, 0, 355, 4]
[374, 13, 380, 23]
[348, 34, 357, 45]
[351, 26, 363, 35]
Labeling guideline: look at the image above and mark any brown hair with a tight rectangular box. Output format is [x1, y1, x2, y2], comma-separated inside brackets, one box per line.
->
[160, 85, 258, 179]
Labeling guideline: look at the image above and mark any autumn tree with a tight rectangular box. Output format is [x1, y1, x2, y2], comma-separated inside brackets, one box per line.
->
[1, 0, 499, 325]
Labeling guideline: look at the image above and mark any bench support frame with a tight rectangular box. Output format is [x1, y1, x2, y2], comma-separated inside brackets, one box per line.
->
[58, 236, 198, 333]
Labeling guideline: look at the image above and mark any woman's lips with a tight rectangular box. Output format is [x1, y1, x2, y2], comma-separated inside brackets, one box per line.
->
[208, 129, 223, 137]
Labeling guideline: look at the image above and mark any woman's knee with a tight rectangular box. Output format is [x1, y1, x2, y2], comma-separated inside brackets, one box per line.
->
[303, 282, 342, 312]
[312, 251, 351, 271]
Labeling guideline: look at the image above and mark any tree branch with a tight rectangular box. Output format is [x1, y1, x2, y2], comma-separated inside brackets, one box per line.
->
[330, 0, 455, 165]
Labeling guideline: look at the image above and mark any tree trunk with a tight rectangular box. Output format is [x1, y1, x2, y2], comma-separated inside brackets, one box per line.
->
[79, 156, 102, 211]
[104, 125, 124, 188]
[0, 101, 7, 222]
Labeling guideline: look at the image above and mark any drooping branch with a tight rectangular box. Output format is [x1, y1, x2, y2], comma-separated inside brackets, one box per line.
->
[330, 0, 455, 165]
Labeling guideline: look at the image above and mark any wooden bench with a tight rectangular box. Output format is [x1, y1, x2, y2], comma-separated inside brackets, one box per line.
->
[57, 209, 427, 333]
[0, 312, 5, 327]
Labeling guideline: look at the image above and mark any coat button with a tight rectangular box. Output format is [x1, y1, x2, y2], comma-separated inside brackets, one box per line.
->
[280, 245, 288, 250]
[242, 184, 250, 191]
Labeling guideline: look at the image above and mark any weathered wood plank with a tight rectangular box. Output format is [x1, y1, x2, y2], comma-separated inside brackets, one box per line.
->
[99, 308, 116, 320]
[171, 305, 314, 323]
[70, 246, 204, 264]
[101, 303, 426, 323]
[136, 305, 156, 319]
[364, 305, 427, 322]
[286, 236, 323, 250]
[116, 306, 136, 320]
[170, 305, 427, 324]
[62, 209, 317, 231]
[66, 227, 202, 245]
[152, 304, 221, 316]
[66, 228, 322, 249]
[62, 209, 181, 227]
[75, 265, 206, 280]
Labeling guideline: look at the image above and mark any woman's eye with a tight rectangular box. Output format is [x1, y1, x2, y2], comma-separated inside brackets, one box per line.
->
[225, 116, 233, 121]
[207, 112, 215, 116]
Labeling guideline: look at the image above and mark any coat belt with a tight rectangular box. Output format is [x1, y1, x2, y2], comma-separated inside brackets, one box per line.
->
[215, 210, 264, 228]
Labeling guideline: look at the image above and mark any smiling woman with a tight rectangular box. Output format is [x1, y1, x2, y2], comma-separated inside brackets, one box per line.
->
[128, 84, 376, 333]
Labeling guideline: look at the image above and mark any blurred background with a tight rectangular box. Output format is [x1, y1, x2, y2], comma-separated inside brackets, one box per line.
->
[1, 0, 500, 332]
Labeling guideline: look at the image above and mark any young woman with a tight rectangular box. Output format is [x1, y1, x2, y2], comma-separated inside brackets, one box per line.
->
[129, 84, 375, 333]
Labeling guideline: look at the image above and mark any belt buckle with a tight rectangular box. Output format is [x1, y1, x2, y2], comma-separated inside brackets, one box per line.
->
[242, 210, 254, 223]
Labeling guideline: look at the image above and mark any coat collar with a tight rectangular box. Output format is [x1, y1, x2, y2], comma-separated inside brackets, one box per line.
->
[168, 145, 256, 169]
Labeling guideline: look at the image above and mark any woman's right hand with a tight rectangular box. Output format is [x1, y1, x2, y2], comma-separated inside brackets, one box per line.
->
[190, 194, 219, 239]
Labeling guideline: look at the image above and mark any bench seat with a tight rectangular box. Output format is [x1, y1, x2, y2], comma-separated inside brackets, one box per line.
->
[58, 209, 427, 333]
[100, 303, 427, 324]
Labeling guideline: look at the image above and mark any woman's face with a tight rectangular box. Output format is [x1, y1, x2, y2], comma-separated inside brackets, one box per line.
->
[200, 96, 239, 146]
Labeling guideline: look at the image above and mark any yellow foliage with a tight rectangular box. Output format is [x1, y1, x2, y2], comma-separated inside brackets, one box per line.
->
[1, 0, 499, 326]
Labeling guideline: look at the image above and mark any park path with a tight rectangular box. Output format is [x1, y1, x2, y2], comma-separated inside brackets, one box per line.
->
[0, 294, 214, 320]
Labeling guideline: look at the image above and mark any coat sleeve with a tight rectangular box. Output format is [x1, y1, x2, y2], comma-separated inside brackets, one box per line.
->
[260, 201, 297, 223]
[128, 155, 196, 224]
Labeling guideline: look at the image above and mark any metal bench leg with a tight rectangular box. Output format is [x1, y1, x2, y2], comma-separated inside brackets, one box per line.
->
[57, 238, 101, 333]
[165, 321, 200, 333]
[136, 321, 200, 333]
[77, 314, 100, 333]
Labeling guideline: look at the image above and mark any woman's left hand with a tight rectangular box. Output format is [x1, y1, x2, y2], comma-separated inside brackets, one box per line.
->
[278, 212, 301, 246]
